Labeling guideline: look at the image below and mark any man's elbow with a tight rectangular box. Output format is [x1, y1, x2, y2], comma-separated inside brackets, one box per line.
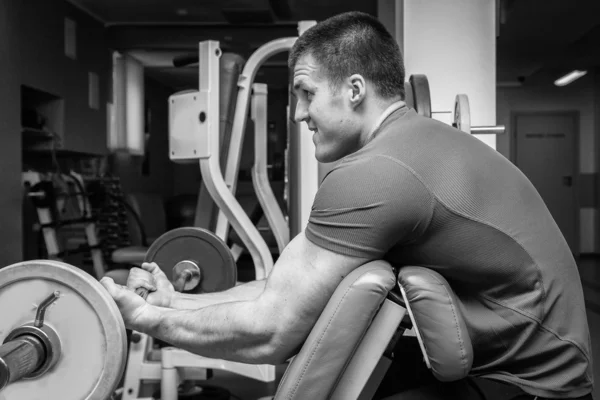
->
[252, 317, 305, 365]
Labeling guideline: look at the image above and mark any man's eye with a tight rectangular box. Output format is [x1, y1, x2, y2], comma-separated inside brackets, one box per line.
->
[305, 90, 314, 100]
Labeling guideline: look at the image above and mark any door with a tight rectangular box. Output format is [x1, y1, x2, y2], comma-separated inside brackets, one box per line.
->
[513, 112, 578, 253]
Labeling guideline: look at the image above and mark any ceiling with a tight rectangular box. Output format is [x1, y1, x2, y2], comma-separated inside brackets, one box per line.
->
[69, 0, 600, 90]
[496, 0, 600, 86]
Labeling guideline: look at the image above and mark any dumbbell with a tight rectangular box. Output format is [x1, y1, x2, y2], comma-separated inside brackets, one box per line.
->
[0, 227, 237, 400]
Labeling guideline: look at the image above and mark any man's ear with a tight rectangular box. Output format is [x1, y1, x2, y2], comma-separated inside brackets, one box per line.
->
[347, 74, 366, 109]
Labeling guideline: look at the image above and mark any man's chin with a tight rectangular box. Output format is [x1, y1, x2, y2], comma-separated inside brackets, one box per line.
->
[315, 151, 341, 164]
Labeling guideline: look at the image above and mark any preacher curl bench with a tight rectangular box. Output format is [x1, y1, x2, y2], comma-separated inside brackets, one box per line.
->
[0, 257, 471, 399]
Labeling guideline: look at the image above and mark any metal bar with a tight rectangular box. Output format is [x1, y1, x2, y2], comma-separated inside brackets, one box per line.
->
[330, 299, 405, 399]
[471, 125, 506, 134]
[192, 41, 274, 278]
[214, 37, 297, 243]
[251, 83, 290, 253]
[288, 21, 319, 238]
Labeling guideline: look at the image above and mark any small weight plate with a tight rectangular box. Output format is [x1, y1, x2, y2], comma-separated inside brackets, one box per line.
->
[454, 94, 471, 134]
[0, 260, 127, 400]
[404, 81, 414, 110]
[409, 74, 432, 118]
[145, 227, 237, 293]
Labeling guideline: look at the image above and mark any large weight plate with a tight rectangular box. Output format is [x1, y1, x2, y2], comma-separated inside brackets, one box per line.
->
[409, 74, 432, 118]
[0, 260, 127, 400]
[145, 227, 237, 293]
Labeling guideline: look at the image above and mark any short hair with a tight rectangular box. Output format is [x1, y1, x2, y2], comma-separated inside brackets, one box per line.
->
[289, 11, 405, 100]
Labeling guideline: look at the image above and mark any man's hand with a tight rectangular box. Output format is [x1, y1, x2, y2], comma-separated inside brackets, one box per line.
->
[100, 277, 156, 332]
[127, 262, 175, 308]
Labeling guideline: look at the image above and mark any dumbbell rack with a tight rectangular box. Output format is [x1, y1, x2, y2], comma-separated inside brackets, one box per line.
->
[81, 176, 132, 267]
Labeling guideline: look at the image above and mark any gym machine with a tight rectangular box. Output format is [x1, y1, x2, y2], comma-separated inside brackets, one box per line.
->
[120, 25, 316, 399]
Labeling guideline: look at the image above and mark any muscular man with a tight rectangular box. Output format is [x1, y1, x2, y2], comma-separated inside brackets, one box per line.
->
[101, 11, 594, 400]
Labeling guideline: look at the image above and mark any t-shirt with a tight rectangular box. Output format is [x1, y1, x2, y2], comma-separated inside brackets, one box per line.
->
[305, 105, 593, 398]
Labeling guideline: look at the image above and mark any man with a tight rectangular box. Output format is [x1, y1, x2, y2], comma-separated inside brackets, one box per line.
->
[101, 11, 594, 400]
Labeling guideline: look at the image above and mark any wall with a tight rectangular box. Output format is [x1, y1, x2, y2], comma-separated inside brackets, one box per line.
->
[497, 74, 597, 253]
[0, 0, 112, 265]
[19, 1, 111, 155]
[402, 0, 497, 149]
[0, 0, 24, 265]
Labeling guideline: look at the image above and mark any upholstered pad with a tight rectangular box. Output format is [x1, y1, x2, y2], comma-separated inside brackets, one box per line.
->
[397, 266, 473, 382]
[274, 260, 396, 400]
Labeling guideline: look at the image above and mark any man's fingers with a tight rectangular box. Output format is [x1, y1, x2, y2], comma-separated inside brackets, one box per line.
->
[141, 262, 167, 278]
[127, 267, 157, 291]
[101, 277, 129, 301]
[100, 277, 152, 330]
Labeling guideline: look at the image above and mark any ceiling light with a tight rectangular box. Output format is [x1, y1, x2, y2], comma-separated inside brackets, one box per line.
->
[554, 70, 587, 87]
[176, 8, 189, 16]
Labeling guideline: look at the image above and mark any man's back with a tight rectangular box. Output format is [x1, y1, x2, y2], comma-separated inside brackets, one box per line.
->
[308, 107, 593, 398]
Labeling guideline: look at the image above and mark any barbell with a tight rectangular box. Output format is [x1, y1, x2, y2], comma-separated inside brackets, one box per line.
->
[405, 74, 505, 135]
[0, 227, 237, 399]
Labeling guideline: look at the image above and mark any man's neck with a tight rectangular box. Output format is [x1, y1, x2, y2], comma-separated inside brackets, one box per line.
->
[361, 98, 405, 144]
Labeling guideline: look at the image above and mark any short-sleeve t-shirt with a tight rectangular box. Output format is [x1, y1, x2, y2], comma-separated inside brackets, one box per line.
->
[305, 105, 593, 399]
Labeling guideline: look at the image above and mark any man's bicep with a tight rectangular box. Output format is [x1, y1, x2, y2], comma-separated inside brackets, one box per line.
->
[259, 232, 370, 350]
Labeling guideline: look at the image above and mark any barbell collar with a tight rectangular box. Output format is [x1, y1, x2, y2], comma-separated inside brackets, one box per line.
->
[0, 335, 46, 390]
[172, 261, 201, 292]
[3, 323, 62, 379]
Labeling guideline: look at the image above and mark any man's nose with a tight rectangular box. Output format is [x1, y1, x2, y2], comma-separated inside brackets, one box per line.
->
[294, 101, 309, 123]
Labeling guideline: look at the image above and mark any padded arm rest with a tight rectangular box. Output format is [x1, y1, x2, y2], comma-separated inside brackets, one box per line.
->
[398, 266, 473, 382]
[274, 260, 396, 400]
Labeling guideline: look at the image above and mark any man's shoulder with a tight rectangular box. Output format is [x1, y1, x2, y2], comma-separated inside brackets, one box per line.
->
[317, 153, 432, 210]
[329, 153, 414, 182]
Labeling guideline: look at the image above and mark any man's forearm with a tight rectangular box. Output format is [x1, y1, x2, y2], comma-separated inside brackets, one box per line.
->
[168, 279, 267, 310]
[141, 298, 281, 364]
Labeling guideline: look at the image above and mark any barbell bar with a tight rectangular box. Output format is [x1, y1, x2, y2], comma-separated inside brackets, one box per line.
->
[406, 74, 505, 135]
[452, 93, 506, 135]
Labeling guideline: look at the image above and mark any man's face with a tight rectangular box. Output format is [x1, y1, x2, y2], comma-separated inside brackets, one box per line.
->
[292, 54, 361, 163]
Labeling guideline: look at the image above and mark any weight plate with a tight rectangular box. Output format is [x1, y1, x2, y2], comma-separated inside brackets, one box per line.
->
[404, 81, 414, 111]
[409, 74, 432, 118]
[0, 260, 127, 400]
[454, 94, 471, 134]
[145, 227, 237, 294]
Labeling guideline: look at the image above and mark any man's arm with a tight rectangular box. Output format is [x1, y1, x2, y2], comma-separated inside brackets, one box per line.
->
[134, 232, 370, 365]
[167, 279, 267, 310]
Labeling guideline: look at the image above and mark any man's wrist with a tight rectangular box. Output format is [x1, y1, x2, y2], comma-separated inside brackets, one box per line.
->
[135, 303, 163, 335]
[166, 290, 176, 308]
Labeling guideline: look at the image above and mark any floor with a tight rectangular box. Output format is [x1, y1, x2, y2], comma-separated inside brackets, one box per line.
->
[136, 256, 600, 400]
